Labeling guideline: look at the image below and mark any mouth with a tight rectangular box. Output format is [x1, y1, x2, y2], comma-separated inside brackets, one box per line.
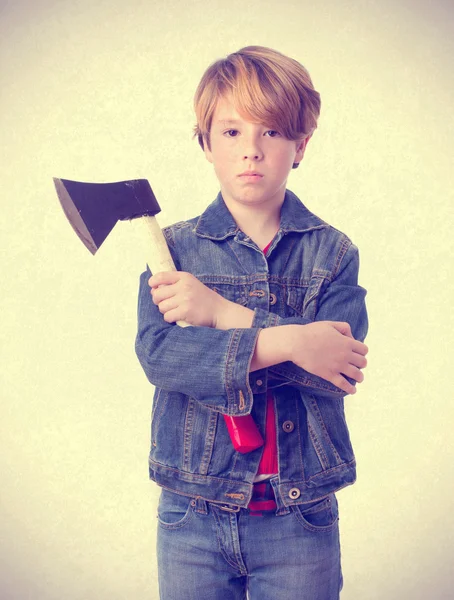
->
[238, 171, 263, 181]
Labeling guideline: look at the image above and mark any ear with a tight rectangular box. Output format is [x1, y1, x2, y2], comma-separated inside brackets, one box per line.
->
[294, 134, 312, 163]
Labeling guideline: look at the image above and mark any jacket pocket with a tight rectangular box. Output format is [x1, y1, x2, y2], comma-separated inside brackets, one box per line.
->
[200, 278, 251, 307]
[285, 276, 324, 320]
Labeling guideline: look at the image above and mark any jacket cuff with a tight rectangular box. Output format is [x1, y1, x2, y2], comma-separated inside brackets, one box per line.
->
[224, 327, 262, 416]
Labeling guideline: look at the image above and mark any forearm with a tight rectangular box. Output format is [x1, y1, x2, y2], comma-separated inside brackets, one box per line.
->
[213, 296, 367, 397]
[213, 301, 340, 393]
[249, 326, 294, 372]
[214, 303, 303, 378]
[214, 300, 255, 330]
[135, 270, 260, 415]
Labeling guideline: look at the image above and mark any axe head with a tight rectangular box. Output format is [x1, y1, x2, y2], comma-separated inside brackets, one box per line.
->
[53, 177, 161, 254]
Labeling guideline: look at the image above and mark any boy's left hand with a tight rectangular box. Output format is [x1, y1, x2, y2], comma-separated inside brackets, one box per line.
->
[148, 271, 226, 328]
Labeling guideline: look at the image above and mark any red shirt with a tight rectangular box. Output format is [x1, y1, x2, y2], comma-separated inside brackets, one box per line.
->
[255, 390, 278, 477]
[256, 239, 278, 477]
[248, 240, 278, 512]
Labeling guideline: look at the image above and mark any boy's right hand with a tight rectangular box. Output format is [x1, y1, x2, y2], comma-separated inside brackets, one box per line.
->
[289, 321, 368, 395]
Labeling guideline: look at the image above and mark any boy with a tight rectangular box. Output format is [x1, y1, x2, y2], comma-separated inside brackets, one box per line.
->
[135, 46, 368, 599]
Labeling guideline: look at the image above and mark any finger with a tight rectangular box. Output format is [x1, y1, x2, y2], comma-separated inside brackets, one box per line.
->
[151, 285, 177, 304]
[332, 373, 356, 395]
[163, 308, 184, 324]
[157, 297, 179, 315]
[351, 340, 368, 355]
[341, 364, 364, 384]
[350, 353, 368, 369]
[149, 271, 180, 288]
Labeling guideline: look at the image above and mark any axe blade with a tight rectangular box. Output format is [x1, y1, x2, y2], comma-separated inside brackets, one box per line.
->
[53, 177, 161, 254]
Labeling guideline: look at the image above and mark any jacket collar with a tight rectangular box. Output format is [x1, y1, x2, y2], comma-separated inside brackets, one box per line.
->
[194, 189, 327, 240]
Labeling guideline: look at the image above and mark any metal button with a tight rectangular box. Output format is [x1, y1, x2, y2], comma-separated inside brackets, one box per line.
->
[289, 488, 301, 500]
[256, 379, 263, 386]
[282, 420, 294, 433]
[269, 293, 277, 305]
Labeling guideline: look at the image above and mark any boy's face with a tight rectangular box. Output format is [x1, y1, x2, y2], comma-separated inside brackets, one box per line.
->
[204, 94, 309, 211]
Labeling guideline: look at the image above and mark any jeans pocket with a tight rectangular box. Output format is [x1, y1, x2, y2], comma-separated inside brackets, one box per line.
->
[157, 489, 195, 530]
[292, 494, 339, 533]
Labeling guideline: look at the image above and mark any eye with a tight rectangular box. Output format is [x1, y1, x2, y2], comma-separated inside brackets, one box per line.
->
[224, 129, 239, 137]
[265, 130, 280, 137]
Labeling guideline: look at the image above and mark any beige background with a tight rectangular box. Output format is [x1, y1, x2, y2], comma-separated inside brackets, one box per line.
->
[1, 0, 453, 598]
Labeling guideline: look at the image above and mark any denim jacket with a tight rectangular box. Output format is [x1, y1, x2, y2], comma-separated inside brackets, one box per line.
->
[135, 189, 368, 512]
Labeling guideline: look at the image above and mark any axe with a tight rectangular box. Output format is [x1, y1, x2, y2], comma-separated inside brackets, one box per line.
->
[53, 177, 264, 454]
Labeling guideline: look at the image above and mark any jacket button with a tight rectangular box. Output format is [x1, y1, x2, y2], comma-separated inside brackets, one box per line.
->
[269, 293, 277, 305]
[256, 379, 263, 386]
[289, 488, 301, 500]
[282, 420, 294, 433]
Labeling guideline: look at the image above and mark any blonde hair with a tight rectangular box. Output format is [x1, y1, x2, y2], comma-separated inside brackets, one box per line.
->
[193, 46, 321, 155]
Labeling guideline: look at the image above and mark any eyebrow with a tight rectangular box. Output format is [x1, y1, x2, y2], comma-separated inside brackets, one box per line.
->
[217, 119, 241, 125]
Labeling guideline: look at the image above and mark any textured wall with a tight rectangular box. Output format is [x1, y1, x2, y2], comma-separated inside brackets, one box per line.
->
[1, 0, 453, 598]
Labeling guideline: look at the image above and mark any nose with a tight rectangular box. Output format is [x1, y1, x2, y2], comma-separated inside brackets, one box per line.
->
[242, 136, 264, 161]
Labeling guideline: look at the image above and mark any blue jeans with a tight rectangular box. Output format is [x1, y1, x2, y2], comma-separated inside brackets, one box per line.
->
[157, 488, 343, 599]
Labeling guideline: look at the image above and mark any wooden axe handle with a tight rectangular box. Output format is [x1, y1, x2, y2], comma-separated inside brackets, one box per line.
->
[140, 215, 190, 328]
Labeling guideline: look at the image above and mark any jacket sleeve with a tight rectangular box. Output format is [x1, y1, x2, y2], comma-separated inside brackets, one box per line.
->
[252, 243, 368, 397]
[135, 268, 261, 416]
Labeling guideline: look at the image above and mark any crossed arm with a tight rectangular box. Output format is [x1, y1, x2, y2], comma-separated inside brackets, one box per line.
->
[148, 246, 368, 396]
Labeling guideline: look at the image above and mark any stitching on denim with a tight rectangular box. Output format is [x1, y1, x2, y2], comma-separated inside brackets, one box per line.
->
[294, 401, 306, 481]
[308, 396, 342, 464]
[198, 273, 267, 285]
[157, 503, 195, 530]
[212, 509, 245, 573]
[308, 422, 330, 470]
[332, 237, 351, 279]
[199, 409, 218, 476]
[300, 496, 331, 516]
[303, 459, 356, 483]
[151, 388, 168, 448]
[303, 277, 324, 314]
[157, 488, 196, 530]
[280, 223, 327, 234]
[149, 459, 254, 487]
[224, 329, 240, 410]
[203, 280, 250, 306]
[195, 229, 238, 241]
[277, 461, 356, 499]
[226, 237, 254, 273]
[228, 512, 247, 574]
[164, 220, 193, 234]
[183, 398, 195, 472]
[278, 479, 355, 512]
[269, 365, 343, 394]
[292, 503, 338, 533]
[276, 234, 295, 273]
[285, 277, 326, 317]
[270, 313, 279, 327]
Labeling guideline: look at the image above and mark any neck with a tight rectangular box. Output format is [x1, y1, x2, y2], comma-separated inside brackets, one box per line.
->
[222, 196, 284, 249]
